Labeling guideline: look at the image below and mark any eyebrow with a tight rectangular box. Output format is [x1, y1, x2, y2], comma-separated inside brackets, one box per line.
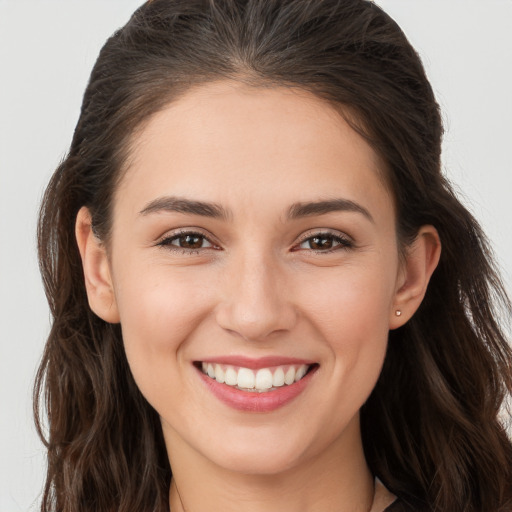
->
[139, 196, 230, 220]
[287, 198, 374, 223]
[139, 196, 373, 223]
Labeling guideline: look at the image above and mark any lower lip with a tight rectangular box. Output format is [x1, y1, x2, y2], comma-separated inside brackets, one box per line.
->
[197, 366, 317, 413]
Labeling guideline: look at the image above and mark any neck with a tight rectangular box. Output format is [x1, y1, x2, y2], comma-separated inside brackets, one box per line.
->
[166, 416, 374, 512]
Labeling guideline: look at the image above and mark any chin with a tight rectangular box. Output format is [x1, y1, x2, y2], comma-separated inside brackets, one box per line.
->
[197, 421, 336, 477]
[211, 445, 305, 476]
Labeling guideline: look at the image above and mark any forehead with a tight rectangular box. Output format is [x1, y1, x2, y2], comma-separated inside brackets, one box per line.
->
[116, 81, 393, 220]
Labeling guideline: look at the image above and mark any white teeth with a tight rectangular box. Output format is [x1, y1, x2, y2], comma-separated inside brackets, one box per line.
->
[284, 366, 296, 385]
[237, 368, 255, 389]
[214, 364, 225, 384]
[225, 366, 238, 386]
[295, 365, 307, 382]
[200, 363, 311, 392]
[272, 367, 285, 387]
[255, 368, 273, 390]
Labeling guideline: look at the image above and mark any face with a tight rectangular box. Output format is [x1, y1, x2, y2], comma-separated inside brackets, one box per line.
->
[89, 82, 409, 475]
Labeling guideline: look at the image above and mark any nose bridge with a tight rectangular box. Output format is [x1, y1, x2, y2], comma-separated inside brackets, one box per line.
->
[216, 245, 296, 341]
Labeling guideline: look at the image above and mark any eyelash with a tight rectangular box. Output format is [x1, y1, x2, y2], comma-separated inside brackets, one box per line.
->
[156, 230, 218, 254]
[156, 230, 354, 255]
[294, 231, 354, 253]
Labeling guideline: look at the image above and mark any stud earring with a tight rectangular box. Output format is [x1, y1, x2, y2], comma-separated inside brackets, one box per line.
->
[395, 310, 402, 316]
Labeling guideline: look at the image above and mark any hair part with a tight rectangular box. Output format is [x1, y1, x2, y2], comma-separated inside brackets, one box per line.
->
[35, 1, 512, 511]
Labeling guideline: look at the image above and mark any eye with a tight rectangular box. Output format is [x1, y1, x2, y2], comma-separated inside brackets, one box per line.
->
[295, 232, 353, 252]
[157, 231, 216, 252]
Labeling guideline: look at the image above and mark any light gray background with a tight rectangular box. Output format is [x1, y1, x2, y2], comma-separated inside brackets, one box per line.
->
[1, 1, 511, 510]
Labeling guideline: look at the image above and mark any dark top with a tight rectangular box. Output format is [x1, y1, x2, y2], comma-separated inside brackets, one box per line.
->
[385, 500, 415, 512]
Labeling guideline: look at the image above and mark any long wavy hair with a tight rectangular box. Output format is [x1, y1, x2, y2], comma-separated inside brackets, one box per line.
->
[34, 1, 512, 511]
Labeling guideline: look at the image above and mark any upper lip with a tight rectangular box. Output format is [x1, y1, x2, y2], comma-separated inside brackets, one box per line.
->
[197, 355, 316, 370]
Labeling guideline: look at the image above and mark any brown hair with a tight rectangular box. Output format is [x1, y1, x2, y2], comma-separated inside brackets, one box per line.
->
[35, 1, 512, 511]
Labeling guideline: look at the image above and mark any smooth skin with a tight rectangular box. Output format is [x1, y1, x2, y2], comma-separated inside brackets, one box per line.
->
[76, 81, 441, 512]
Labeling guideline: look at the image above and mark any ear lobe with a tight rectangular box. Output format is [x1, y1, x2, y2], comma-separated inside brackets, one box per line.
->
[75, 207, 120, 323]
[389, 225, 441, 329]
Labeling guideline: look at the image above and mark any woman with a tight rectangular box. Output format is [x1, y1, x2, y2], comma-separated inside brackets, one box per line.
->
[34, 0, 512, 511]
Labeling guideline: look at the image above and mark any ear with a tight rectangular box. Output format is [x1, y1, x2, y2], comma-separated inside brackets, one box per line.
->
[389, 225, 441, 329]
[75, 207, 120, 323]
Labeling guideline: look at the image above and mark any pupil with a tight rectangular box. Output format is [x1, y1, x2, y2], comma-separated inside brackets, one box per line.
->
[311, 236, 332, 250]
[181, 235, 202, 248]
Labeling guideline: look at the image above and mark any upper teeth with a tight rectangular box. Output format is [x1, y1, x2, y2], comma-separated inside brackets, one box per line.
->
[201, 362, 310, 392]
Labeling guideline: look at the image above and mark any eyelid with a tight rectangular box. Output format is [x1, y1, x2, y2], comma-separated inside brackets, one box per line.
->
[292, 229, 354, 252]
[296, 228, 353, 243]
[155, 227, 221, 250]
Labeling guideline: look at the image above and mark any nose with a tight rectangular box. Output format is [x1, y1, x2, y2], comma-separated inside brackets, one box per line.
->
[215, 251, 297, 342]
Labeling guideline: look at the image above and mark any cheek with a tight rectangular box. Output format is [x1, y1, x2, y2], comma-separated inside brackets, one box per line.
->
[299, 262, 396, 338]
[112, 262, 214, 393]
[116, 260, 212, 335]
[296, 262, 396, 393]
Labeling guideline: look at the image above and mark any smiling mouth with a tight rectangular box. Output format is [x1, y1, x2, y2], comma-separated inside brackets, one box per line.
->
[196, 362, 316, 393]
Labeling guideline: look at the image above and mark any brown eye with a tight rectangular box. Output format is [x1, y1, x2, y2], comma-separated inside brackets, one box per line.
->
[307, 236, 335, 250]
[175, 234, 205, 249]
[158, 232, 214, 251]
[298, 233, 352, 252]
